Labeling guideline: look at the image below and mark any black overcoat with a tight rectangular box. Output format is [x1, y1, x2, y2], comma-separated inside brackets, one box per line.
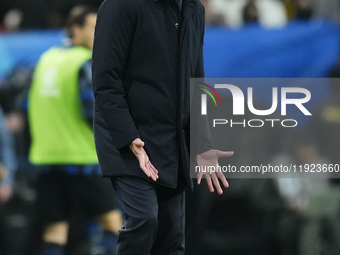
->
[92, 0, 211, 188]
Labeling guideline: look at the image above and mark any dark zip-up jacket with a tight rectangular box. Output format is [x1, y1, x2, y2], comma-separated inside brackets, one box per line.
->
[92, 0, 211, 188]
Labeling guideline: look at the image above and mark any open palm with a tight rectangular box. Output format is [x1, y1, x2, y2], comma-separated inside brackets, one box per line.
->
[196, 149, 234, 195]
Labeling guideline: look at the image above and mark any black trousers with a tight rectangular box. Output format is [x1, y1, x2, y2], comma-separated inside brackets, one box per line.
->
[111, 175, 185, 255]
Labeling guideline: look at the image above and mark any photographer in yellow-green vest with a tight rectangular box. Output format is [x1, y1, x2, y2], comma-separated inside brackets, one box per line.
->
[28, 6, 122, 255]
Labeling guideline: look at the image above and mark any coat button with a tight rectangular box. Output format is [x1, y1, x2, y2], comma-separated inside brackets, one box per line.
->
[175, 22, 179, 29]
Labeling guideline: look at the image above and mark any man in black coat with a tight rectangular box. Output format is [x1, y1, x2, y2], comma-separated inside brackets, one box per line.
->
[92, 0, 233, 254]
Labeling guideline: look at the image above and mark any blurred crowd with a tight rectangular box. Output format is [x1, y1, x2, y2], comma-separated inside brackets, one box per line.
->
[203, 0, 340, 27]
[1, 0, 340, 255]
[1, 0, 340, 31]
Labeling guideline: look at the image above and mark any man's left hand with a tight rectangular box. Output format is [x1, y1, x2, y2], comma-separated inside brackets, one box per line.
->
[196, 150, 234, 195]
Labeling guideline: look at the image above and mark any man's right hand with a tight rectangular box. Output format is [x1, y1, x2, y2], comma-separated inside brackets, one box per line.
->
[130, 138, 159, 181]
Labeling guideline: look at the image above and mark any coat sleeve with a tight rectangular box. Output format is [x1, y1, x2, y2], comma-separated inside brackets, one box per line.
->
[92, 0, 140, 150]
[191, 6, 214, 156]
[194, 8, 206, 79]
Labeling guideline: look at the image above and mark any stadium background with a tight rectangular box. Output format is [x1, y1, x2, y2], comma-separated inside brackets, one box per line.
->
[1, 0, 340, 254]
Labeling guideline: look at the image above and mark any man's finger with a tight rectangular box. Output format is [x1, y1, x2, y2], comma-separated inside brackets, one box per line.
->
[136, 141, 144, 147]
[197, 173, 202, 185]
[147, 162, 159, 180]
[217, 171, 229, 188]
[148, 161, 158, 175]
[140, 163, 151, 177]
[197, 172, 203, 184]
[138, 155, 151, 178]
[137, 148, 158, 181]
[133, 138, 145, 147]
[205, 174, 214, 193]
[150, 171, 158, 181]
[143, 151, 158, 179]
[216, 150, 234, 158]
[211, 173, 223, 195]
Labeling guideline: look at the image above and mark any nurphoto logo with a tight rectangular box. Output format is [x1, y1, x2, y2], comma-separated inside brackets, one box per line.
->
[199, 83, 312, 128]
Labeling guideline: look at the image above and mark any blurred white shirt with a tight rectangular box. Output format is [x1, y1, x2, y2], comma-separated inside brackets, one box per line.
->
[210, 0, 288, 28]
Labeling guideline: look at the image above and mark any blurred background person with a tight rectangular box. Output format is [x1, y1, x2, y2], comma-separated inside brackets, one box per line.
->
[308, 65, 340, 169]
[0, 38, 14, 82]
[28, 5, 122, 255]
[0, 107, 17, 205]
[0, 9, 23, 33]
[312, 0, 340, 24]
[272, 134, 340, 255]
[243, 0, 260, 25]
[0, 106, 18, 254]
[295, 0, 314, 20]
[286, 0, 340, 24]
[208, 0, 287, 27]
[200, 0, 227, 26]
